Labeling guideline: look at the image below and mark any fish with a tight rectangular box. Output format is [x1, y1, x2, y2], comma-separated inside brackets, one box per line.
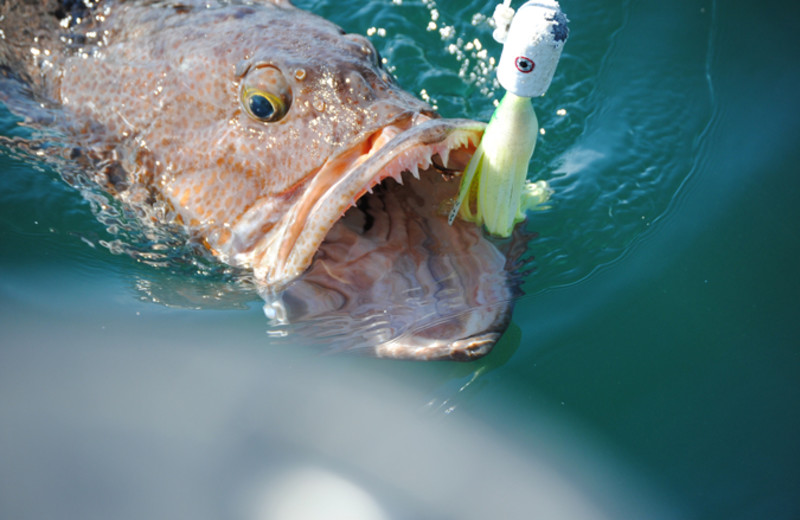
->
[0, 0, 525, 360]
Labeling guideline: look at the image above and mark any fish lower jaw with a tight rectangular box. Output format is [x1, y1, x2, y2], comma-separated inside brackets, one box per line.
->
[375, 333, 500, 361]
[243, 119, 485, 289]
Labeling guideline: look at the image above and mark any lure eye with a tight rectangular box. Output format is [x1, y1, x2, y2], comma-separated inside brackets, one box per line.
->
[514, 56, 535, 73]
[242, 88, 286, 122]
[239, 65, 292, 123]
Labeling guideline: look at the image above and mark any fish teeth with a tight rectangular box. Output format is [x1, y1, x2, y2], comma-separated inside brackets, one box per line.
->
[392, 171, 404, 185]
[439, 147, 451, 169]
[409, 164, 420, 179]
[420, 155, 431, 170]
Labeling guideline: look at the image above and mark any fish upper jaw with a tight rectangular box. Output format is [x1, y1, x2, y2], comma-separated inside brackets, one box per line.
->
[229, 117, 485, 289]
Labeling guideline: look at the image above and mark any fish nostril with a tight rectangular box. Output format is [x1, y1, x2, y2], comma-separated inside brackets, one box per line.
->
[234, 59, 252, 78]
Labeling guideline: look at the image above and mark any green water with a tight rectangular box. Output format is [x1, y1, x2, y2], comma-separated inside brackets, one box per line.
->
[1, 0, 799, 518]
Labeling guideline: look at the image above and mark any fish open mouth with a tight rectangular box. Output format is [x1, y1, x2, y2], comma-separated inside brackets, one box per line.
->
[246, 116, 518, 361]
[239, 116, 487, 284]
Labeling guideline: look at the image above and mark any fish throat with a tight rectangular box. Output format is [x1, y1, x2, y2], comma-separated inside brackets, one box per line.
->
[267, 120, 514, 361]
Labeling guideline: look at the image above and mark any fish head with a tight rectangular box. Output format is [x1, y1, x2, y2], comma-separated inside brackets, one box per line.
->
[145, 5, 484, 284]
[57, 2, 518, 360]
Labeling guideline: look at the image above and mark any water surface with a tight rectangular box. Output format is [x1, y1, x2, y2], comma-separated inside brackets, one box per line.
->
[2, 0, 799, 518]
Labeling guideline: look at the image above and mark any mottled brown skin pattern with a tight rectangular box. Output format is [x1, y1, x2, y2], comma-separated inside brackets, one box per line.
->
[43, 2, 435, 273]
[0, 0, 517, 359]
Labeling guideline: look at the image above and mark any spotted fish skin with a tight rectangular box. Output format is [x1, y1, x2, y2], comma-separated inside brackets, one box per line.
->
[12, 1, 448, 280]
[1, 0, 519, 360]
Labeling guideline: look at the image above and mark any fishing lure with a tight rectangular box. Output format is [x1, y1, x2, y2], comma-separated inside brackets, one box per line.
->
[449, 0, 569, 237]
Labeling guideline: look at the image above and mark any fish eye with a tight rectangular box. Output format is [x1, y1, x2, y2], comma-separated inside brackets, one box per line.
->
[514, 56, 535, 73]
[239, 64, 292, 123]
[242, 88, 286, 122]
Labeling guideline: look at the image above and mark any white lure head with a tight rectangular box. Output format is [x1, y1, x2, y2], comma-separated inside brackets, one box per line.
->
[496, 0, 569, 98]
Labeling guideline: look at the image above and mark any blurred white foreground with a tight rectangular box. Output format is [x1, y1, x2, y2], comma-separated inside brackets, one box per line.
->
[0, 289, 680, 520]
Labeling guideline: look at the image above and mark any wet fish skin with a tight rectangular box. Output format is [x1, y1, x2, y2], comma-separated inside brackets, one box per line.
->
[60, 2, 442, 277]
[0, 0, 518, 360]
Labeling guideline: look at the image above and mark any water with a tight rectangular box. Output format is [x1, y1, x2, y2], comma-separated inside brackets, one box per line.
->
[1, 0, 799, 518]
